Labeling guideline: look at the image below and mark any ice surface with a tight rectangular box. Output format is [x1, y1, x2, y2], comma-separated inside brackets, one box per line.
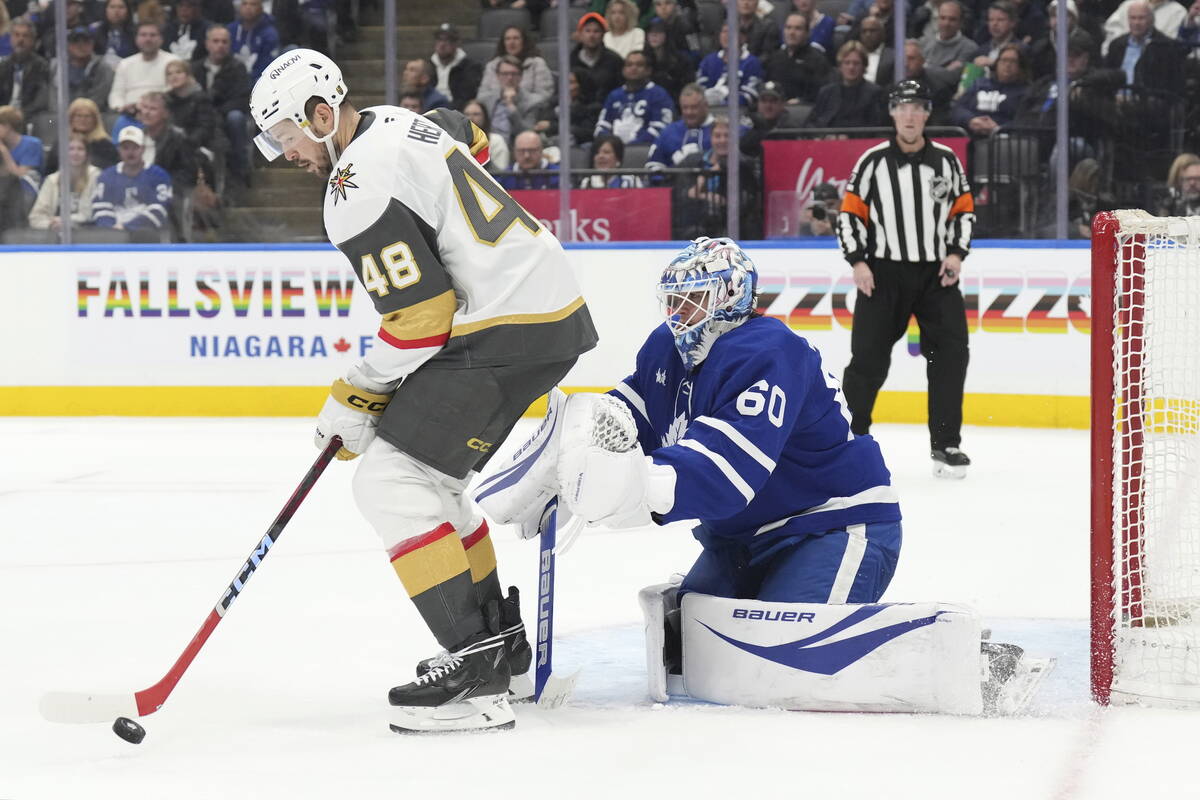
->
[1, 418, 1196, 799]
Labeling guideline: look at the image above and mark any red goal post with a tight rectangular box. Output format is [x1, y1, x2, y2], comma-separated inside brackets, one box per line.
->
[1091, 210, 1200, 708]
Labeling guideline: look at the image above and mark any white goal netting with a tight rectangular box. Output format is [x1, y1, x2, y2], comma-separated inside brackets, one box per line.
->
[1107, 210, 1200, 706]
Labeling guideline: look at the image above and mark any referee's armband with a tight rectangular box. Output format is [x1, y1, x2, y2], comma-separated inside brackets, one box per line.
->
[948, 192, 975, 218]
[840, 191, 870, 221]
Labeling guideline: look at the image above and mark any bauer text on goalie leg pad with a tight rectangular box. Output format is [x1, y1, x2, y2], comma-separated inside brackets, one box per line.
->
[658, 594, 984, 714]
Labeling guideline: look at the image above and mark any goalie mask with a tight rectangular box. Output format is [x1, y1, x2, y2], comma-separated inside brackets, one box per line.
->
[657, 237, 759, 369]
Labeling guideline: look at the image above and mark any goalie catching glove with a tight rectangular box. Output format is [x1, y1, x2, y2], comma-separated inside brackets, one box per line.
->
[475, 389, 675, 531]
[315, 368, 396, 460]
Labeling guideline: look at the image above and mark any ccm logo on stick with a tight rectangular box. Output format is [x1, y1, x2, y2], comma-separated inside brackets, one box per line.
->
[732, 609, 816, 622]
[217, 533, 275, 615]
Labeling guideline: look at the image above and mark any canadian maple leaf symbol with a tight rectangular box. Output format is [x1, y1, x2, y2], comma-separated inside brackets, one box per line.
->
[333, 337, 351, 353]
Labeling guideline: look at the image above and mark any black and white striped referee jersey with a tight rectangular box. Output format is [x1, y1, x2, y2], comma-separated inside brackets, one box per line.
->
[836, 138, 975, 265]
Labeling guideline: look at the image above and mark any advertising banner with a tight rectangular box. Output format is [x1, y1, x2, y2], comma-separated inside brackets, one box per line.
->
[0, 243, 1091, 426]
[511, 188, 672, 242]
[761, 137, 970, 238]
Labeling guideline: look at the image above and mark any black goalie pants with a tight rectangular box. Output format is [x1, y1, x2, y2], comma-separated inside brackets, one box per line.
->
[841, 258, 969, 450]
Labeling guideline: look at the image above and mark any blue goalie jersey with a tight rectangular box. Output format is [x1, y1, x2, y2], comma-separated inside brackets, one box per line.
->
[610, 315, 901, 542]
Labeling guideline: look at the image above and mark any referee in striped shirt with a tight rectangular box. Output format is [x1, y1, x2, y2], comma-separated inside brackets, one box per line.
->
[836, 80, 976, 478]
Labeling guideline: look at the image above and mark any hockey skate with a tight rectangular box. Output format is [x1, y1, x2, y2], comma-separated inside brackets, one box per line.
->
[931, 447, 971, 479]
[415, 587, 534, 701]
[389, 630, 515, 734]
[980, 641, 1056, 716]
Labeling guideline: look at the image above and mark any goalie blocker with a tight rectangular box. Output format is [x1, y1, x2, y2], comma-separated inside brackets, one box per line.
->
[640, 587, 1054, 715]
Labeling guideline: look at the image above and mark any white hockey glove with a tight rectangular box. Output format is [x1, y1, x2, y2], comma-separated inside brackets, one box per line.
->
[314, 370, 395, 461]
[557, 394, 675, 529]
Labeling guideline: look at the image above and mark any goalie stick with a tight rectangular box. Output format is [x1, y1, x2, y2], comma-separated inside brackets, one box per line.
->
[533, 497, 579, 708]
[39, 436, 342, 725]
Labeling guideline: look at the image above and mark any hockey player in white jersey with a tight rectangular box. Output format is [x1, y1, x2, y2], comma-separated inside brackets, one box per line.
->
[249, 50, 597, 733]
[477, 237, 1051, 715]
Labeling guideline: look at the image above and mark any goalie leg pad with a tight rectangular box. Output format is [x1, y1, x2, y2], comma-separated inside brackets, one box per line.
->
[680, 594, 984, 715]
[638, 582, 683, 702]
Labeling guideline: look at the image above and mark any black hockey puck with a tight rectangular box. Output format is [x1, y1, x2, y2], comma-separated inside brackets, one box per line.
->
[112, 716, 146, 744]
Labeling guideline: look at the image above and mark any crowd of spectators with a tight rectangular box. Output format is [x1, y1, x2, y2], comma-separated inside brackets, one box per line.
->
[449, 0, 1200, 239]
[0, 0, 357, 241]
[3, 0, 1200, 241]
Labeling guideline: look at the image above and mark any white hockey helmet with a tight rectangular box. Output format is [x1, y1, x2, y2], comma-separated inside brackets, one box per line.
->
[250, 48, 348, 161]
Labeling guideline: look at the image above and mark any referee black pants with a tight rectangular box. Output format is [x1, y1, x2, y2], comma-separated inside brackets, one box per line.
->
[842, 258, 969, 450]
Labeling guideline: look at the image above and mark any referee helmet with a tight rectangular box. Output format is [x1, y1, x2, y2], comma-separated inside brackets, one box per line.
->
[888, 80, 932, 112]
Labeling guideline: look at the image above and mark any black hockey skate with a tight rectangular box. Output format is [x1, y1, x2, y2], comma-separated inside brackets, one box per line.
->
[931, 447, 971, 479]
[415, 586, 534, 701]
[389, 630, 515, 734]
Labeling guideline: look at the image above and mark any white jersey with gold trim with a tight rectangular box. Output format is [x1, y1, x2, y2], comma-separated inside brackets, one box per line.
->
[323, 105, 596, 385]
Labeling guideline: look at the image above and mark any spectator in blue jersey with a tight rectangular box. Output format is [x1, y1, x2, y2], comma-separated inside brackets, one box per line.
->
[697, 22, 764, 107]
[91, 125, 173, 236]
[951, 42, 1029, 139]
[643, 15, 695, 99]
[594, 50, 675, 145]
[91, 0, 137, 67]
[497, 130, 560, 190]
[229, 0, 280, 81]
[579, 133, 645, 188]
[646, 82, 712, 169]
[401, 59, 450, 112]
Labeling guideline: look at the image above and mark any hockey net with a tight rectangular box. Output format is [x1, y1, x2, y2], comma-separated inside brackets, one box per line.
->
[1092, 210, 1200, 707]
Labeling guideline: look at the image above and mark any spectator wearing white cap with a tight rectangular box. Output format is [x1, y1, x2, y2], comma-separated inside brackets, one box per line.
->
[91, 124, 173, 234]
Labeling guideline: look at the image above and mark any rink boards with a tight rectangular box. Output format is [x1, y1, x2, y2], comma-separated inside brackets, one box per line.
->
[0, 240, 1091, 427]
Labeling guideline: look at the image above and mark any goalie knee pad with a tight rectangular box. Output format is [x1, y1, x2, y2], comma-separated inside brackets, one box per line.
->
[669, 594, 984, 714]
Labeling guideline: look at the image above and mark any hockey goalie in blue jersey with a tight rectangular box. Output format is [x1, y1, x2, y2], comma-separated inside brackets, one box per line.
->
[477, 238, 1052, 716]
[608, 237, 902, 604]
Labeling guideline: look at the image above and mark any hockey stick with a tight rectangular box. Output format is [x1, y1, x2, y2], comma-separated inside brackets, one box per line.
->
[533, 497, 579, 708]
[39, 436, 343, 724]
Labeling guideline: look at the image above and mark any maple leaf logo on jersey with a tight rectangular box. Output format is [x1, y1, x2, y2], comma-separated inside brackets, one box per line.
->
[328, 164, 358, 204]
[661, 413, 688, 448]
[655, 369, 667, 385]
